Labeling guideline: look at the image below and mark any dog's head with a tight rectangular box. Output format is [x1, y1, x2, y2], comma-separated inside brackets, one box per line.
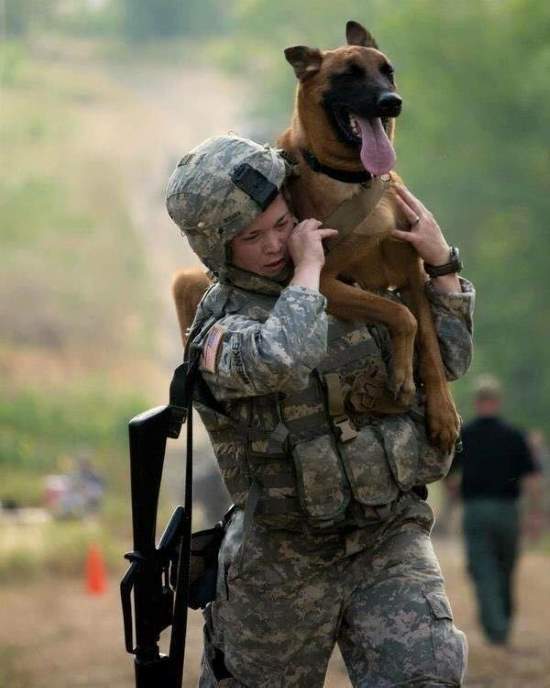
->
[285, 21, 401, 176]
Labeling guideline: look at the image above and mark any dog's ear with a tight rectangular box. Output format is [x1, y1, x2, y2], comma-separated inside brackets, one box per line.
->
[284, 46, 323, 81]
[346, 21, 378, 49]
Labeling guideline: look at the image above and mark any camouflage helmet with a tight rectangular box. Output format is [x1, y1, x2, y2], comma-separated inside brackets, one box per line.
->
[166, 134, 293, 276]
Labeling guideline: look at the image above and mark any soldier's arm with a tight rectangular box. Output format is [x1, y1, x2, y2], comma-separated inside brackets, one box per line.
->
[199, 285, 328, 399]
[425, 276, 475, 380]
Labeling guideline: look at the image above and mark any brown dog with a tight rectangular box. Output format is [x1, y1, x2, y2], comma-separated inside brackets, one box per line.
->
[277, 20, 459, 451]
[172, 21, 460, 452]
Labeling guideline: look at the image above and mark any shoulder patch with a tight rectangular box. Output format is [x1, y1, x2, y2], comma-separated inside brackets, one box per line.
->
[200, 323, 226, 373]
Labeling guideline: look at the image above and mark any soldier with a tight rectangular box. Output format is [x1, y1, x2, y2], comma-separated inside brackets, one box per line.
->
[451, 375, 543, 646]
[166, 134, 475, 687]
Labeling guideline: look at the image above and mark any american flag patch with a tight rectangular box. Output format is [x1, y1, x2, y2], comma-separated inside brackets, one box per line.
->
[200, 323, 226, 373]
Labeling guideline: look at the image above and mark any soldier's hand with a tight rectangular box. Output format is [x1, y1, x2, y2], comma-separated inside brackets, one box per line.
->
[390, 184, 461, 293]
[288, 219, 338, 270]
[390, 184, 451, 265]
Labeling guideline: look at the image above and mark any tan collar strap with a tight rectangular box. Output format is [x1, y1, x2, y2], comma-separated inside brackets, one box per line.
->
[323, 175, 391, 252]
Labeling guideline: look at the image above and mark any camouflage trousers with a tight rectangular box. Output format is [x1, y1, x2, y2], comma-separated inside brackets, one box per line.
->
[199, 493, 467, 687]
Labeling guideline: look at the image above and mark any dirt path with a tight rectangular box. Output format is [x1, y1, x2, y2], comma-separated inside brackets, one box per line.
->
[434, 538, 550, 688]
[83, 59, 250, 505]
[90, 60, 248, 374]
[1, 541, 549, 686]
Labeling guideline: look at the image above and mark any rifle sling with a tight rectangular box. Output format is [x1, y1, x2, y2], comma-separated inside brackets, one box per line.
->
[168, 355, 199, 687]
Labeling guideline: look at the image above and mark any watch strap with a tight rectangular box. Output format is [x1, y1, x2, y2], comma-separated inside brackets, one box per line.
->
[425, 246, 463, 278]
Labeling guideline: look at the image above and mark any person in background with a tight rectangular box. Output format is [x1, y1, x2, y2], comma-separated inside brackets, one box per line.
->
[451, 374, 543, 646]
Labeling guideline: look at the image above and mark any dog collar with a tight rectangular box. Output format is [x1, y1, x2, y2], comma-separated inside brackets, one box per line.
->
[300, 148, 372, 184]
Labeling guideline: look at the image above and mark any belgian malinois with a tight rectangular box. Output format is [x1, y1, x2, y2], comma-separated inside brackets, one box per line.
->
[173, 20, 460, 452]
[278, 20, 459, 451]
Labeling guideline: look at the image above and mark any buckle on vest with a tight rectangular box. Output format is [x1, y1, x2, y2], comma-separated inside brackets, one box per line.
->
[333, 416, 358, 443]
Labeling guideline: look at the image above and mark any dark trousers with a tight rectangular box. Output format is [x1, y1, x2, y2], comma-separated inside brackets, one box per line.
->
[463, 498, 520, 644]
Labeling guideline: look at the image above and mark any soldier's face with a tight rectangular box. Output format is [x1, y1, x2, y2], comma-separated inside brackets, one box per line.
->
[230, 194, 296, 276]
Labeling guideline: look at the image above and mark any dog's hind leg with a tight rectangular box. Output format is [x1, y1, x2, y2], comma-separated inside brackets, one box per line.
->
[400, 264, 460, 453]
[172, 268, 211, 346]
[320, 273, 417, 406]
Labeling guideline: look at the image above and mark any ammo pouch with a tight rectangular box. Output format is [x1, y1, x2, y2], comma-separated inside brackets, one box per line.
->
[381, 410, 454, 488]
[286, 352, 400, 527]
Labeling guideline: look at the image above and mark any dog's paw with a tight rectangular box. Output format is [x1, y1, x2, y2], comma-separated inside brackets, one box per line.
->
[389, 369, 416, 407]
[427, 396, 461, 454]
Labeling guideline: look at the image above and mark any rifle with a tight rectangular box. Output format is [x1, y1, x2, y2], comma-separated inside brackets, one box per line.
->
[121, 360, 196, 688]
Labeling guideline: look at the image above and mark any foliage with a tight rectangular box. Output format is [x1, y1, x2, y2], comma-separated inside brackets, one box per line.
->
[0, 41, 28, 86]
[2, 0, 52, 36]
[104, 0, 230, 41]
[0, 42, 155, 512]
[0, 518, 123, 582]
[216, 0, 550, 429]
[0, 383, 143, 471]
[1, 0, 232, 41]
[46, 0, 122, 38]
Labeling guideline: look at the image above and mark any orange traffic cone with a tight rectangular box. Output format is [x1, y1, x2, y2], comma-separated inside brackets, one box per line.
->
[85, 543, 107, 595]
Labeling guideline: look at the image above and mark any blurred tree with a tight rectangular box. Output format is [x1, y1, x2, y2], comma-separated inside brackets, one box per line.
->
[119, 0, 184, 40]
[1, 0, 52, 36]
[118, 0, 229, 41]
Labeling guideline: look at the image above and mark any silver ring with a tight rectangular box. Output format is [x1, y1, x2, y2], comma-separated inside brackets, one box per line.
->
[410, 215, 420, 227]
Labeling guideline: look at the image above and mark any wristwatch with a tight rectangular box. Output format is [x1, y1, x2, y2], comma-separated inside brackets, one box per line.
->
[424, 246, 463, 278]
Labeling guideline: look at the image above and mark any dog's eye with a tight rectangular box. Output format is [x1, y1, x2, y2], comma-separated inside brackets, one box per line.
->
[341, 63, 365, 79]
[380, 63, 395, 82]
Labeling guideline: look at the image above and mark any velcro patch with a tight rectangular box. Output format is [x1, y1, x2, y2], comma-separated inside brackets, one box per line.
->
[201, 323, 226, 373]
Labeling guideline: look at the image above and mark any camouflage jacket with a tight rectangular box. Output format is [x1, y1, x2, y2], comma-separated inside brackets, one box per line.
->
[190, 275, 475, 531]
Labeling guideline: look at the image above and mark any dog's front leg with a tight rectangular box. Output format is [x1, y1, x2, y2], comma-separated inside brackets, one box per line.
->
[320, 272, 417, 406]
[400, 267, 461, 454]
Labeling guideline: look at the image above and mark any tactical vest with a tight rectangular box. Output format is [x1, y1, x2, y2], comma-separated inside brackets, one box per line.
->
[191, 285, 452, 532]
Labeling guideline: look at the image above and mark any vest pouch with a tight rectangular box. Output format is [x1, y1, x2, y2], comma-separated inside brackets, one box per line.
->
[291, 434, 349, 526]
[379, 415, 420, 492]
[339, 425, 399, 506]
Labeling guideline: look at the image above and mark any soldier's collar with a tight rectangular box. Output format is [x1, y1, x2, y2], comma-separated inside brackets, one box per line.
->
[222, 264, 291, 296]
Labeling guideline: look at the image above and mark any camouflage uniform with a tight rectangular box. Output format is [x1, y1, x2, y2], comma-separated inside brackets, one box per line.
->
[166, 135, 474, 687]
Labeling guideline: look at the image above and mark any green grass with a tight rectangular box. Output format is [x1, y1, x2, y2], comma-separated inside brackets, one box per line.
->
[0, 38, 159, 587]
[0, 517, 125, 583]
[0, 384, 144, 471]
[0, 646, 31, 688]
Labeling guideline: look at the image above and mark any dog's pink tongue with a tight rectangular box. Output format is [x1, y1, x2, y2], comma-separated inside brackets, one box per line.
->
[357, 116, 396, 176]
